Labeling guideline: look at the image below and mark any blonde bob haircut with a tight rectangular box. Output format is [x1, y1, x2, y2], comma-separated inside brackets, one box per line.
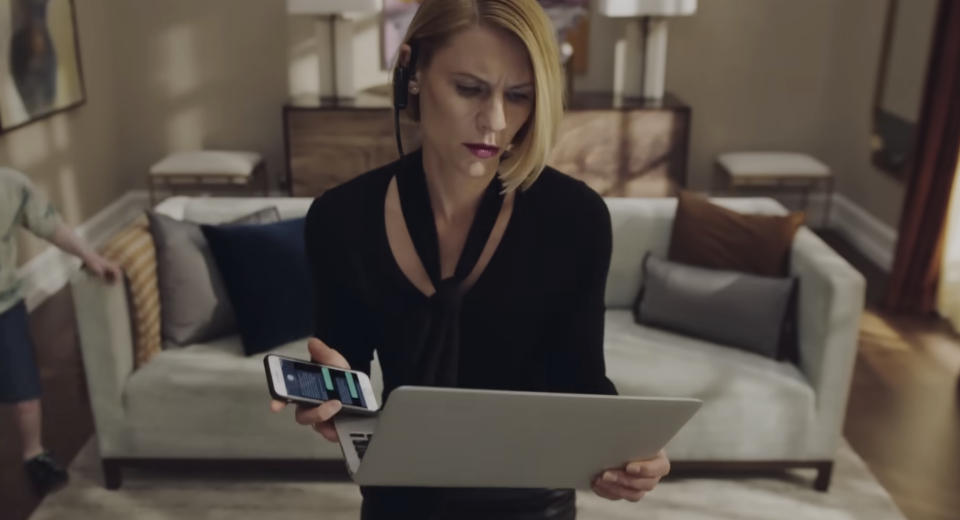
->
[396, 0, 564, 192]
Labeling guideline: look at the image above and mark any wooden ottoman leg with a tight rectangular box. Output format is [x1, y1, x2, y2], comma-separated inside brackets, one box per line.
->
[814, 461, 834, 492]
[823, 177, 834, 228]
[102, 459, 123, 490]
[261, 162, 270, 196]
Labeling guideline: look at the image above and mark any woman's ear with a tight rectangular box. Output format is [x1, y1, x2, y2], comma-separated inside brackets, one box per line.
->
[398, 43, 413, 68]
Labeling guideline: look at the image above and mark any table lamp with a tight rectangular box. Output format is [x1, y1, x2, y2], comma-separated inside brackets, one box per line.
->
[287, 0, 382, 100]
[597, 0, 697, 100]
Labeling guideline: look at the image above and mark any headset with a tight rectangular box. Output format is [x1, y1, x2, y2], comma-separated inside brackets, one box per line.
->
[393, 41, 420, 160]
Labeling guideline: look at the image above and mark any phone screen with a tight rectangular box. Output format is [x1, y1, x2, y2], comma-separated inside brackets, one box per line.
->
[280, 358, 368, 408]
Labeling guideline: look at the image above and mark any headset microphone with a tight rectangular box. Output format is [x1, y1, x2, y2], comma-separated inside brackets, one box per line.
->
[393, 42, 420, 160]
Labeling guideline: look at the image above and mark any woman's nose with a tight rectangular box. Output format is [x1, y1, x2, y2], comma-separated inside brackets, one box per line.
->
[479, 96, 507, 134]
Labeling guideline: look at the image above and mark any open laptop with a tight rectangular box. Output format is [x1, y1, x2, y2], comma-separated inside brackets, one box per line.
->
[333, 386, 701, 489]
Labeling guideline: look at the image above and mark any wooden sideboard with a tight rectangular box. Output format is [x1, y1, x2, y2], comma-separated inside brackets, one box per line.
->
[284, 92, 690, 198]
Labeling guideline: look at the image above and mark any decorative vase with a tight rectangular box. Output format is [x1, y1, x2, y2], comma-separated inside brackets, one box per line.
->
[10, 0, 58, 117]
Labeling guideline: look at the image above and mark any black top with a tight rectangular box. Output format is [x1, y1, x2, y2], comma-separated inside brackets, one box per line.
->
[304, 150, 617, 519]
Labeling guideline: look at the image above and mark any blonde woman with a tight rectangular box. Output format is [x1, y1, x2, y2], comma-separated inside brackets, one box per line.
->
[274, 0, 670, 517]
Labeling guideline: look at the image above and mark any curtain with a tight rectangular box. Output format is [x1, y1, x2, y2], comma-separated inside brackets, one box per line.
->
[882, 0, 960, 314]
[938, 157, 960, 330]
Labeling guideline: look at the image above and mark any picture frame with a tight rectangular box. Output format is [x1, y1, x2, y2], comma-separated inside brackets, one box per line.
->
[0, 0, 86, 133]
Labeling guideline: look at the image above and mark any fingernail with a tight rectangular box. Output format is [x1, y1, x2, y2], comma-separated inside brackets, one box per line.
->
[603, 471, 617, 483]
[627, 464, 643, 475]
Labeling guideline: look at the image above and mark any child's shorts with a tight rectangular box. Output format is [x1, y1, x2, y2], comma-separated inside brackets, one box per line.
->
[0, 301, 42, 403]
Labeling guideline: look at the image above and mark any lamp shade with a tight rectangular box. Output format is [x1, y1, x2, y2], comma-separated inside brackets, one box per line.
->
[597, 0, 696, 17]
[286, 0, 381, 15]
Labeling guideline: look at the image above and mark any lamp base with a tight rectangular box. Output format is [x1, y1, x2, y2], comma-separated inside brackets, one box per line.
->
[315, 15, 357, 99]
[619, 16, 668, 100]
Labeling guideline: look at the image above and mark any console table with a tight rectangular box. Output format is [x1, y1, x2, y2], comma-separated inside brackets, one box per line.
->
[284, 92, 690, 198]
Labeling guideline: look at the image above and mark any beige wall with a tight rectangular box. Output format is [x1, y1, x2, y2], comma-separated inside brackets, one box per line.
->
[109, 0, 290, 191]
[4, 0, 908, 268]
[0, 0, 124, 262]
[575, 0, 906, 229]
[823, 0, 906, 229]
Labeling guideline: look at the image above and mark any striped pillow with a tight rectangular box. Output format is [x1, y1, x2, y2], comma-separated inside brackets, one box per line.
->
[100, 215, 162, 368]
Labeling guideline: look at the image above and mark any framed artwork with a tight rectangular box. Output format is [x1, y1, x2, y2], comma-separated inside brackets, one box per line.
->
[382, 0, 423, 70]
[381, 0, 591, 72]
[0, 0, 85, 133]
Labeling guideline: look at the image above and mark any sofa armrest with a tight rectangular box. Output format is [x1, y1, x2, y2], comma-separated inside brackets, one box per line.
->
[70, 270, 134, 455]
[790, 228, 866, 458]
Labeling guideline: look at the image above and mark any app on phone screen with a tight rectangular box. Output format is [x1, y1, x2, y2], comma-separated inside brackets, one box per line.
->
[281, 359, 367, 408]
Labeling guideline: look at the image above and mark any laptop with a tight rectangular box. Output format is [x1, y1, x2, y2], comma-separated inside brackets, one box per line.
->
[333, 386, 701, 489]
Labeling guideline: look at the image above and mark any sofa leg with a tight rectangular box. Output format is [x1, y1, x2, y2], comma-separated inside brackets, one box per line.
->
[814, 462, 834, 492]
[102, 459, 122, 490]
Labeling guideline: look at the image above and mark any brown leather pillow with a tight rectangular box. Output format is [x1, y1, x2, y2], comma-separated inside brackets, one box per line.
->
[668, 191, 806, 278]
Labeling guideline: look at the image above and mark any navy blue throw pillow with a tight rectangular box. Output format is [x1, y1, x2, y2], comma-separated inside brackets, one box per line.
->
[201, 218, 313, 356]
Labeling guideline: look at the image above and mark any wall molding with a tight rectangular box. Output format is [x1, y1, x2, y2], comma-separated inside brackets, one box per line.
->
[826, 194, 898, 272]
[20, 190, 150, 312]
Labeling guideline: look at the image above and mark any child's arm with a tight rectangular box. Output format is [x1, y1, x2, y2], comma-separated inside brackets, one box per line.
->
[48, 222, 122, 284]
[15, 174, 122, 285]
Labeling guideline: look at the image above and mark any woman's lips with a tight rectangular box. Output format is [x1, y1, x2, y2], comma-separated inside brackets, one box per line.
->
[464, 144, 500, 159]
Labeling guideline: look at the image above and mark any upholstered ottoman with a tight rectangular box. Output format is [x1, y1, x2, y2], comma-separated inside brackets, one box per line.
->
[713, 152, 834, 226]
[148, 150, 268, 204]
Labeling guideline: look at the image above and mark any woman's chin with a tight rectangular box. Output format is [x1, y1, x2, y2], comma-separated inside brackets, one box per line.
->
[462, 155, 499, 179]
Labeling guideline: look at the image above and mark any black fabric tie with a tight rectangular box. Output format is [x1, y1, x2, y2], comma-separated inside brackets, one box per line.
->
[395, 152, 504, 388]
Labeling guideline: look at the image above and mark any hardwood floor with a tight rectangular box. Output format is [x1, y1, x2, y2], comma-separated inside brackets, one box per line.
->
[0, 232, 957, 520]
[819, 230, 960, 520]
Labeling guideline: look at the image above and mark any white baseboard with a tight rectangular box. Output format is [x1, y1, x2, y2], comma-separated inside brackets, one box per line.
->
[19, 190, 150, 312]
[827, 194, 898, 271]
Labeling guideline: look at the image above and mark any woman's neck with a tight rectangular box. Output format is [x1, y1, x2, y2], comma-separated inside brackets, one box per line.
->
[421, 146, 496, 224]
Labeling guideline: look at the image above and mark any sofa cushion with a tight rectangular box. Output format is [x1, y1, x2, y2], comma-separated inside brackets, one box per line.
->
[634, 254, 796, 360]
[603, 197, 797, 310]
[122, 334, 385, 459]
[604, 310, 815, 460]
[202, 218, 314, 356]
[100, 216, 162, 368]
[149, 208, 281, 347]
[669, 191, 805, 278]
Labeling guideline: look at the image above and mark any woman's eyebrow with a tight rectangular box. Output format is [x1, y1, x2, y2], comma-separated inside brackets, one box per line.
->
[509, 82, 534, 90]
[452, 73, 533, 89]
[452, 72, 488, 84]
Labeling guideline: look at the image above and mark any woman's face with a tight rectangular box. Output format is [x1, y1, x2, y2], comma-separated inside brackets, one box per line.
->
[413, 25, 535, 180]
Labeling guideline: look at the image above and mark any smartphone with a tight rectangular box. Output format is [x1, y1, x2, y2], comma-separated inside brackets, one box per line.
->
[264, 354, 379, 415]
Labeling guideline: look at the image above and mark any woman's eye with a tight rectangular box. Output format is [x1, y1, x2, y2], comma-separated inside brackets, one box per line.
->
[506, 91, 531, 103]
[456, 85, 482, 96]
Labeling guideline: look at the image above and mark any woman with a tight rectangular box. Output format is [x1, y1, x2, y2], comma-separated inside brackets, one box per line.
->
[272, 0, 670, 517]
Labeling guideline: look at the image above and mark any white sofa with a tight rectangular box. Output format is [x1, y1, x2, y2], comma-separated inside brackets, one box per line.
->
[71, 195, 865, 491]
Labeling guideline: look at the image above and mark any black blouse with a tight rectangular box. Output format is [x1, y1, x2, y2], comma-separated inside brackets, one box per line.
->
[305, 151, 616, 400]
[303, 150, 617, 519]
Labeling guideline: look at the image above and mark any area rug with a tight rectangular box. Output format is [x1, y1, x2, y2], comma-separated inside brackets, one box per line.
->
[30, 439, 905, 520]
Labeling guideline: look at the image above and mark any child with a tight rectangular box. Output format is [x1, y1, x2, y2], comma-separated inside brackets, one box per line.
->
[0, 167, 122, 495]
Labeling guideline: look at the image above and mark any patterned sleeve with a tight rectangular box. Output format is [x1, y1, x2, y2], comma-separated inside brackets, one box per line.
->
[15, 173, 61, 240]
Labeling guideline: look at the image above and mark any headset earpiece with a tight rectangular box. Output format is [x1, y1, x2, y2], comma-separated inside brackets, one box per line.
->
[394, 42, 420, 158]
[394, 63, 410, 110]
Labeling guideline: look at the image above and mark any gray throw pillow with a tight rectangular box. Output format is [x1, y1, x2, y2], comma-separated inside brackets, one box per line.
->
[634, 253, 796, 360]
[148, 207, 281, 347]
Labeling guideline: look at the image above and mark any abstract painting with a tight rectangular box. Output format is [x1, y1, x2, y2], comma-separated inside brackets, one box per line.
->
[382, 0, 423, 70]
[0, 0, 85, 133]
[381, 0, 591, 71]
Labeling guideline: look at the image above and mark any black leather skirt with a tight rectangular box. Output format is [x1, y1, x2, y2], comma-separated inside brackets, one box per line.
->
[360, 486, 577, 520]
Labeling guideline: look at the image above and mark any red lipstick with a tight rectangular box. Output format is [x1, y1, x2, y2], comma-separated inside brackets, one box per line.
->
[464, 143, 500, 159]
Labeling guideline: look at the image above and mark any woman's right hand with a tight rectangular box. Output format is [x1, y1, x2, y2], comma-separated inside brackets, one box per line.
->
[270, 337, 350, 442]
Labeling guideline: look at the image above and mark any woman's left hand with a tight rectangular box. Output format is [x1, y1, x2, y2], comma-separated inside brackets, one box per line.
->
[592, 449, 670, 502]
